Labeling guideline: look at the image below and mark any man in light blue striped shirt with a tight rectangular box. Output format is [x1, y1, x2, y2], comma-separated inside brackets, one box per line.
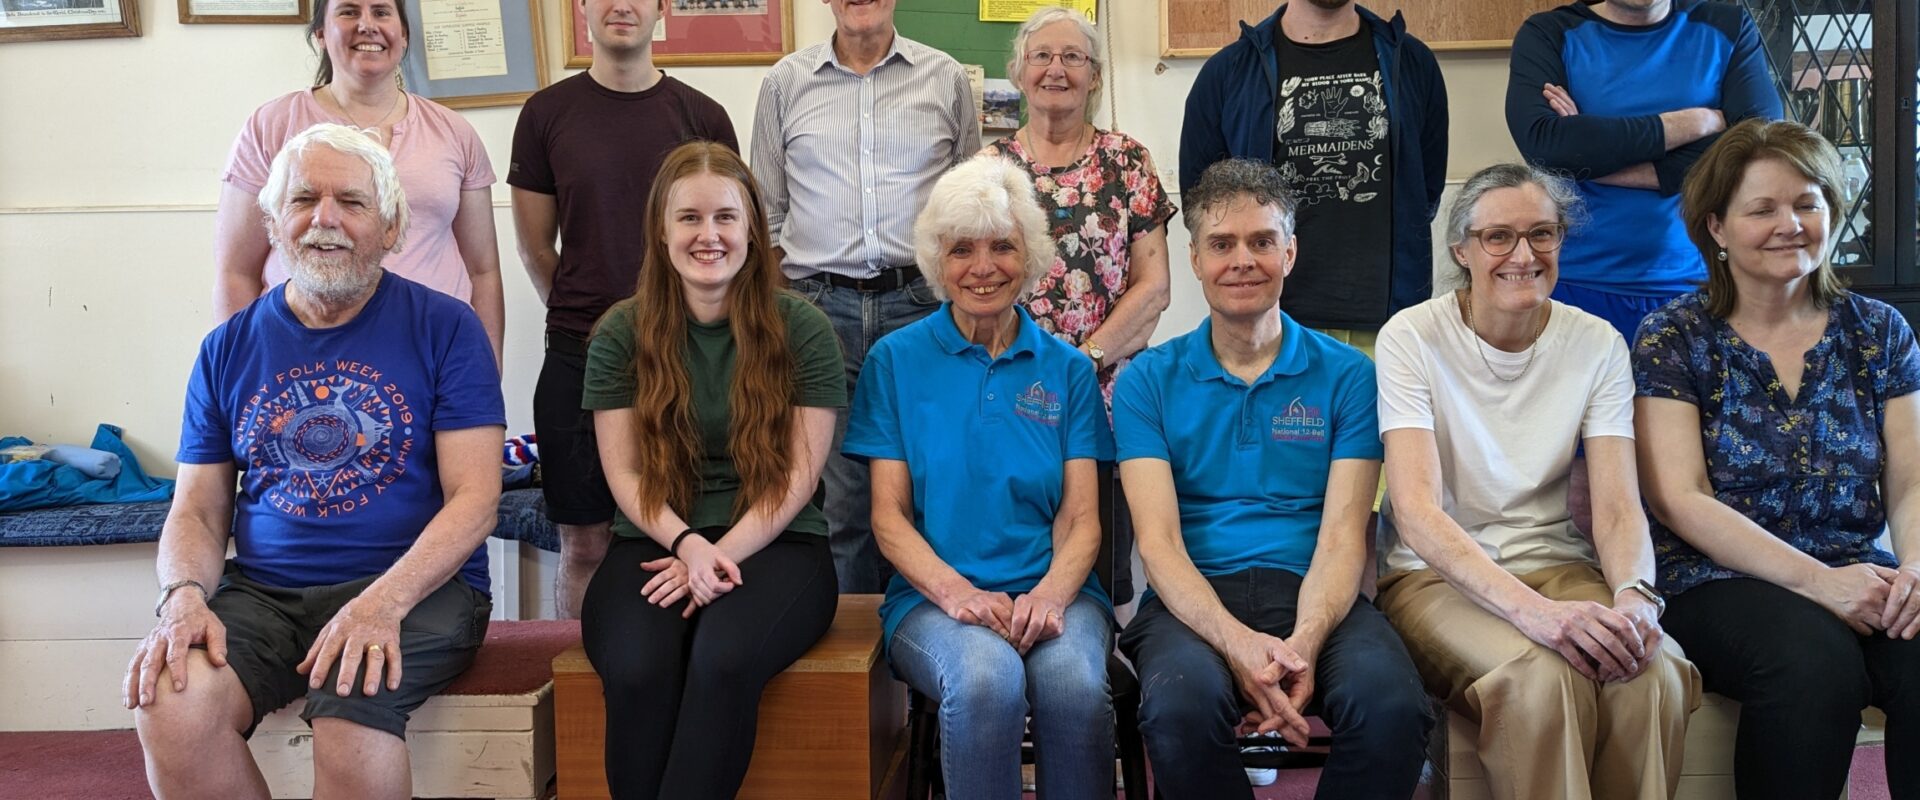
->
[751, 0, 981, 594]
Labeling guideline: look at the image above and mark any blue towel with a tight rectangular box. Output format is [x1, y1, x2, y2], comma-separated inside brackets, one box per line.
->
[0, 424, 176, 512]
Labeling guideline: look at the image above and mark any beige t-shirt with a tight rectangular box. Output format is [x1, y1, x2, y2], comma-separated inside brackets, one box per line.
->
[1375, 294, 1635, 576]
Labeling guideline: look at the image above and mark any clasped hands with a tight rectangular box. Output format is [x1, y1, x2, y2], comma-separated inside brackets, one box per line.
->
[640, 533, 743, 618]
[1807, 561, 1920, 639]
[942, 586, 1067, 654]
[1514, 593, 1663, 684]
[1226, 630, 1316, 748]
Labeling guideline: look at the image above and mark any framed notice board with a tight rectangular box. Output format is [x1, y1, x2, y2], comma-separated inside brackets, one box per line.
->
[1160, 0, 1564, 58]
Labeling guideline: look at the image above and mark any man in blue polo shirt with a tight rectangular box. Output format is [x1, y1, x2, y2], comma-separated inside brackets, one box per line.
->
[1114, 159, 1431, 798]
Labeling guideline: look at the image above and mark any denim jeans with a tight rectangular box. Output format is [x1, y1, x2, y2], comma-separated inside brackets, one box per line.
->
[790, 274, 939, 593]
[889, 595, 1115, 800]
[1119, 568, 1434, 800]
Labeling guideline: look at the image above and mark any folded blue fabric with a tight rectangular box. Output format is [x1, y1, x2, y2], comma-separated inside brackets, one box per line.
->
[0, 424, 176, 512]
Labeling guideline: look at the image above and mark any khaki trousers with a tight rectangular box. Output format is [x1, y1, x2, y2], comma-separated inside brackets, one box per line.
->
[1378, 563, 1702, 800]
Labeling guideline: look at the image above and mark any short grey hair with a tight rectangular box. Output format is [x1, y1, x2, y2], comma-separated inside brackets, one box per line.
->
[1182, 158, 1296, 240]
[1443, 163, 1582, 274]
[258, 122, 411, 253]
[1006, 5, 1103, 121]
[913, 154, 1053, 302]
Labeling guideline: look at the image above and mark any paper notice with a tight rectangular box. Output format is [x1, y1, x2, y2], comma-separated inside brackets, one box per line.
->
[422, 0, 510, 82]
[979, 0, 1095, 23]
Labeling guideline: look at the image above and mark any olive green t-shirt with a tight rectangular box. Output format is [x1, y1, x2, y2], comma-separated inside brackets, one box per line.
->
[581, 291, 846, 538]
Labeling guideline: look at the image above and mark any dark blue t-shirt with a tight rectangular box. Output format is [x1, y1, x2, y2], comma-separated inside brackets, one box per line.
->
[177, 272, 505, 592]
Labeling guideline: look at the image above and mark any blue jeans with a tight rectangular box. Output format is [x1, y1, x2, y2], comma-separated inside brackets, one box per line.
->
[889, 595, 1115, 800]
[790, 274, 939, 593]
[1119, 568, 1433, 800]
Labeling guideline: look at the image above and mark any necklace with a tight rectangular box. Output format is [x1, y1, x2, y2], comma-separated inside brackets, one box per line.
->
[1460, 289, 1548, 382]
[328, 84, 402, 143]
[1020, 122, 1091, 171]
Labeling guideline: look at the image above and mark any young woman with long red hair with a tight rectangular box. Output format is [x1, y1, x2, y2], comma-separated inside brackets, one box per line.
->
[578, 141, 844, 799]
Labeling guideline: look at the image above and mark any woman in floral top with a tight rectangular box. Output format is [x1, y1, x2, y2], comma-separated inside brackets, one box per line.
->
[984, 6, 1177, 608]
[984, 6, 1176, 411]
[1633, 119, 1920, 800]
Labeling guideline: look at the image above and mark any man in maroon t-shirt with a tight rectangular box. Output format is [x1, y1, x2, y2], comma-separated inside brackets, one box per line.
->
[509, 0, 737, 618]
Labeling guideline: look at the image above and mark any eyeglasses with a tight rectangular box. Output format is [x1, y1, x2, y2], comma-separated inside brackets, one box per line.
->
[1024, 50, 1091, 68]
[1465, 224, 1566, 257]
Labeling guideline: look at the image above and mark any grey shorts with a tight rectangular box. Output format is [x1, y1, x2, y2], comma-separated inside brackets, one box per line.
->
[207, 562, 491, 739]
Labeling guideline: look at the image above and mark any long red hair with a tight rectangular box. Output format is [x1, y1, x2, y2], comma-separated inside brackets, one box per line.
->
[621, 141, 794, 520]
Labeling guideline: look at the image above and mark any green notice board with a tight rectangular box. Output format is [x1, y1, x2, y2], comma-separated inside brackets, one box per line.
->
[895, 0, 1023, 79]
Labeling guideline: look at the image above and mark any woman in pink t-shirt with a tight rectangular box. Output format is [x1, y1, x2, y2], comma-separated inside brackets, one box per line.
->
[212, 0, 504, 362]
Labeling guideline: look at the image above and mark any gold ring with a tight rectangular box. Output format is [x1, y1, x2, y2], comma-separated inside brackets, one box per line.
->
[367, 643, 384, 653]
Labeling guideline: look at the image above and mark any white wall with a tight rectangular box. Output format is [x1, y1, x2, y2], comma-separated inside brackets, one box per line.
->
[0, 1, 1519, 474]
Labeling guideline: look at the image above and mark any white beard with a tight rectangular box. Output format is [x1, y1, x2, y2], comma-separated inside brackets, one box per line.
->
[276, 228, 385, 305]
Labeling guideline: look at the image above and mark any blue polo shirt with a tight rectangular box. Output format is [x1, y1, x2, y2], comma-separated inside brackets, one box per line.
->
[1113, 313, 1380, 581]
[844, 305, 1113, 646]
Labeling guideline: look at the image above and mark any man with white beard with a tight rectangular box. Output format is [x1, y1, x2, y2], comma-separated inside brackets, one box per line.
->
[125, 123, 505, 800]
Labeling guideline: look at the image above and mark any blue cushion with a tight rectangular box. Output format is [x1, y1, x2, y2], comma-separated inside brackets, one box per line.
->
[0, 489, 560, 553]
[0, 500, 171, 547]
[494, 488, 559, 553]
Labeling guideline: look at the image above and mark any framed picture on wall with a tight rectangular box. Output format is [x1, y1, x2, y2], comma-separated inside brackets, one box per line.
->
[178, 0, 310, 25]
[399, 0, 549, 109]
[564, 0, 792, 69]
[0, 0, 141, 44]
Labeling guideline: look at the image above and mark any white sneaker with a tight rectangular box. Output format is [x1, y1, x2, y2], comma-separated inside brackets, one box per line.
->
[1242, 732, 1283, 786]
[1244, 765, 1279, 786]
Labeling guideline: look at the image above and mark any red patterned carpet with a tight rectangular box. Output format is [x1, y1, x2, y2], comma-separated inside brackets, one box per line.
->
[0, 732, 1890, 799]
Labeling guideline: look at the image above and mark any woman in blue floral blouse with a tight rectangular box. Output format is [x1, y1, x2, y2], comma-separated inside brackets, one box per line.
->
[984, 6, 1178, 605]
[1633, 119, 1920, 800]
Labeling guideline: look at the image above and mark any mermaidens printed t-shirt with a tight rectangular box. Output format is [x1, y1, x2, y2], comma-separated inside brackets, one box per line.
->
[843, 305, 1113, 647]
[177, 272, 506, 592]
[1273, 25, 1395, 328]
[1113, 313, 1381, 581]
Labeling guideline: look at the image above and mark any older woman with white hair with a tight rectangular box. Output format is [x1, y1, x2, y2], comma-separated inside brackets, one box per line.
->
[844, 154, 1114, 799]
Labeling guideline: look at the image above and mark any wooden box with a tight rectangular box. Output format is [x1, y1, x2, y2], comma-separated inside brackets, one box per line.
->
[249, 687, 554, 800]
[553, 594, 906, 799]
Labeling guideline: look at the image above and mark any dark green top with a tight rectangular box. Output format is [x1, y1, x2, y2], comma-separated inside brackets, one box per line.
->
[582, 291, 846, 538]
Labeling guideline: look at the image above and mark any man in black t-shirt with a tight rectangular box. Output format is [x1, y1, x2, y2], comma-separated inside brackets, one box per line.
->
[1182, 1, 1447, 346]
[508, 0, 737, 619]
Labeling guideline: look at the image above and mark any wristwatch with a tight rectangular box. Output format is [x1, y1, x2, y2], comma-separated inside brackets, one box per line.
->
[154, 579, 209, 617]
[1083, 339, 1106, 369]
[1613, 578, 1666, 617]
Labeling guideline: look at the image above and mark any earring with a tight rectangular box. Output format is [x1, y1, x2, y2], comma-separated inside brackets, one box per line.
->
[1716, 248, 1728, 262]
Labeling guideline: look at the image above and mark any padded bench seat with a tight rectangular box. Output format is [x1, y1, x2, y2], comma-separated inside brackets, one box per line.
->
[250, 619, 579, 800]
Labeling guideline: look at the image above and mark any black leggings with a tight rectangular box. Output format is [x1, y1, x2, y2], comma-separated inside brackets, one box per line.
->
[1663, 577, 1920, 799]
[580, 531, 837, 800]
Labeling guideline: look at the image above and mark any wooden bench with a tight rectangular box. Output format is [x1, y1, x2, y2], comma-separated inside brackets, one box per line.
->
[249, 619, 579, 800]
[553, 594, 906, 800]
[1429, 694, 1889, 799]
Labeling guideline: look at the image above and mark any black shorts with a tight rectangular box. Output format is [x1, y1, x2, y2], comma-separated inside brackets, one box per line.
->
[533, 330, 615, 525]
[209, 563, 491, 740]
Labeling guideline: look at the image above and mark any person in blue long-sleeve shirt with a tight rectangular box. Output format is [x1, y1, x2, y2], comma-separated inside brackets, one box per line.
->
[1507, 0, 1781, 341]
